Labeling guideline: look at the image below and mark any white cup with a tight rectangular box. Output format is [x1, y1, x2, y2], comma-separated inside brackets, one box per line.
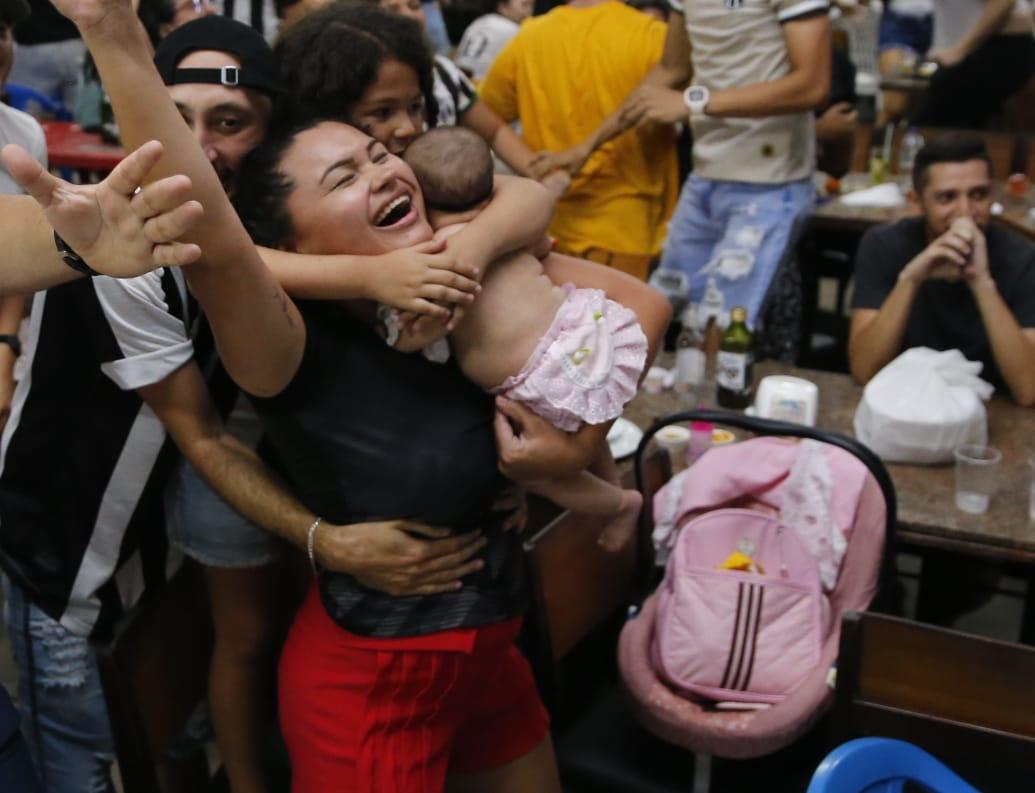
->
[655, 425, 691, 463]
[752, 375, 819, 426]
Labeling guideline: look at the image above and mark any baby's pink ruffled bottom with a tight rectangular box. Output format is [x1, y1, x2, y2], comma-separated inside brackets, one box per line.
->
[491, 286, 647, 432]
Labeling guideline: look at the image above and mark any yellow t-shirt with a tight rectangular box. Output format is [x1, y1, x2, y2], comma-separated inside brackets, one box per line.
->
[479, 2, 679, 258]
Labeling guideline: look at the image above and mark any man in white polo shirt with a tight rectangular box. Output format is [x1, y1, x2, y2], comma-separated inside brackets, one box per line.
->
[572, 0, 830, 340]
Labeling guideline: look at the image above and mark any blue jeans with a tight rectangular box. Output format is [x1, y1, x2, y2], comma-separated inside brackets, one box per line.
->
[658, 174, 815, 329]
[2, 578, 114, 793]
[0, 683, 41, 793]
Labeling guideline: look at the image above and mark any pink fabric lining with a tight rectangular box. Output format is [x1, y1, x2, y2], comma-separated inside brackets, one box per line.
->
[653, 438, 869, 592]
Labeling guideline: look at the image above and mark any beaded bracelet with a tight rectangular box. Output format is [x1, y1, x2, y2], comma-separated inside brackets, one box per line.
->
[306, 517, 324, 575]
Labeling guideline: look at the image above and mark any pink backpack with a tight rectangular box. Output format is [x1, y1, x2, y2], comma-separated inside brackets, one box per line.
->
[652, 508, 829, 704]
[650, 438, 869, 705]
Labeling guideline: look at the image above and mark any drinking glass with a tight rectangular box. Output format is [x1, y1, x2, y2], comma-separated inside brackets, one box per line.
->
[953, 444, 1002, 514]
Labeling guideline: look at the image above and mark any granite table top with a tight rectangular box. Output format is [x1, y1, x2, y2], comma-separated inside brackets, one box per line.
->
[623, 361, 1035, 563]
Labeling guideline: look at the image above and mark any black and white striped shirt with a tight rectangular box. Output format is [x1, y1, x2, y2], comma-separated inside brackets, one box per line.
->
[0, 269, 194, 639]
[432, 55, 477, 128]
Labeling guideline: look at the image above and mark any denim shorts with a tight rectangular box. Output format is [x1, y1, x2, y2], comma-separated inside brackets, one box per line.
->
[165, 458, 285, 569]
[658, 174, 814, 329]
[878, 8, 933, 56]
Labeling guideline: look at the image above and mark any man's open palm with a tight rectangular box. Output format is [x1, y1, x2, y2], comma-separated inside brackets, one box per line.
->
[1, 141, 203, 278]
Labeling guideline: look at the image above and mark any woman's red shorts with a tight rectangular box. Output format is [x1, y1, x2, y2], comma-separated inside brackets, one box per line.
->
[279, 585, 550, 792]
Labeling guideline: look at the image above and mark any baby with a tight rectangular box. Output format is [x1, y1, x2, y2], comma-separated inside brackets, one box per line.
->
[399, 127, 647, 551]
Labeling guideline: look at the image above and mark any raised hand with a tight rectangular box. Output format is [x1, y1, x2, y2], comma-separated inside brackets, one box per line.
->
[953, 217, 991, 288]
[900, 217, 981, 285]
[1, 140, 203, 278]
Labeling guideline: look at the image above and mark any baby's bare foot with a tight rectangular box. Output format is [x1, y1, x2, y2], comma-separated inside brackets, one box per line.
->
[598, 489, 643, 552]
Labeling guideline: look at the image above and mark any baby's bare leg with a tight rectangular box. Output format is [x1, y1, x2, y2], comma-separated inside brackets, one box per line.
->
[527, 469, 642, 552]
[588, 446, 622, 487]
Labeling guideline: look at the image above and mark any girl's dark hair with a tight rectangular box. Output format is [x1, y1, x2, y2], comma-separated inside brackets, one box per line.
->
[273, 1, 438, 129]
[232, 117, 325, 249]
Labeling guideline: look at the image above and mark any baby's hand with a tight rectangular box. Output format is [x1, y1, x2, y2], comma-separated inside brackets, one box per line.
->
[368, 240, 481, 319]
[529, 235, 554, 260]
[394, 310, 453, 353]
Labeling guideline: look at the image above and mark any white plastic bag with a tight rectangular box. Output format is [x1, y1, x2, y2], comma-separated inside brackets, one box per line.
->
[854, 348, 994, 464]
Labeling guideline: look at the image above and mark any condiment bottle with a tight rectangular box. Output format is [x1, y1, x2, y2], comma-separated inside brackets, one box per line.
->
[674, 306, 705, 394]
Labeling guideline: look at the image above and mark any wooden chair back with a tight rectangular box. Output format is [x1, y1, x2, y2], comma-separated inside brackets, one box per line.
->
[833, 611, 1035, 791]
[94, 561, 214, 793]
[522, 448, 671, 712]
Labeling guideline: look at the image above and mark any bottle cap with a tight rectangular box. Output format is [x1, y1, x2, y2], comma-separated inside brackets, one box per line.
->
[730, 306, 747, 323]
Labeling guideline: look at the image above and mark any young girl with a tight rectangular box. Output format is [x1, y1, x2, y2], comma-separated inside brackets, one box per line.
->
[273, 2, 565, 189]
[399, 127, 648, 550]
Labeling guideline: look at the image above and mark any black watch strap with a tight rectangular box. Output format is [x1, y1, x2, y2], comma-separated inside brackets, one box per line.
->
[0, 335, 21, 357]
[54, 232, 99, 277]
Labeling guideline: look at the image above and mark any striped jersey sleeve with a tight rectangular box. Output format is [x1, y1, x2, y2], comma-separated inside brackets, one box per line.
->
[433, 55, 478, 125]
[93, 270, 194, 391]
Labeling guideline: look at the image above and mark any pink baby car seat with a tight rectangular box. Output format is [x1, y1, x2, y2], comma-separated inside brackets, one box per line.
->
[623, 409, 894, 760]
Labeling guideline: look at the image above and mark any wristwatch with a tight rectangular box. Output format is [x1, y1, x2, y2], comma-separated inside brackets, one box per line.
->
[682, 85, 711, 118]
[54, 232, 99, 277]
[0, 335, 21, 357]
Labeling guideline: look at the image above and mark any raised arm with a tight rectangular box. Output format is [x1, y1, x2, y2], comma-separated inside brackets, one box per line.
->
[0, 141, 201, 295]
[258, 241, 481, 317]
[62, 0, 304, 396]
[445, 174, 554, 280]
[461, 101, 539, 179]
[256, 175, 549, 311]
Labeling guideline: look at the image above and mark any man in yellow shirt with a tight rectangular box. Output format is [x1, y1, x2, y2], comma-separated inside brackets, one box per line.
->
[478, 0, 678, 280]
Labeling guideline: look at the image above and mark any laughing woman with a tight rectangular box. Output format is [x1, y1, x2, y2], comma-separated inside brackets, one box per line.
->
[57, 0, 668, 790]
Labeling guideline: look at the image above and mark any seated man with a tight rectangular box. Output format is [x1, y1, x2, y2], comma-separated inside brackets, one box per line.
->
[849, 134, 1035, 405]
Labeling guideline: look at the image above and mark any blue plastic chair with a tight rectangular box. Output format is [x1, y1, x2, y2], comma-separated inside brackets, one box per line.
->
[3, 83, 73, 121]
[807, 738, 982, 793]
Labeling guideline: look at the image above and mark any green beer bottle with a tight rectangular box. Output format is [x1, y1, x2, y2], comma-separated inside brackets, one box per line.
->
[716, 306, 754, 409]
